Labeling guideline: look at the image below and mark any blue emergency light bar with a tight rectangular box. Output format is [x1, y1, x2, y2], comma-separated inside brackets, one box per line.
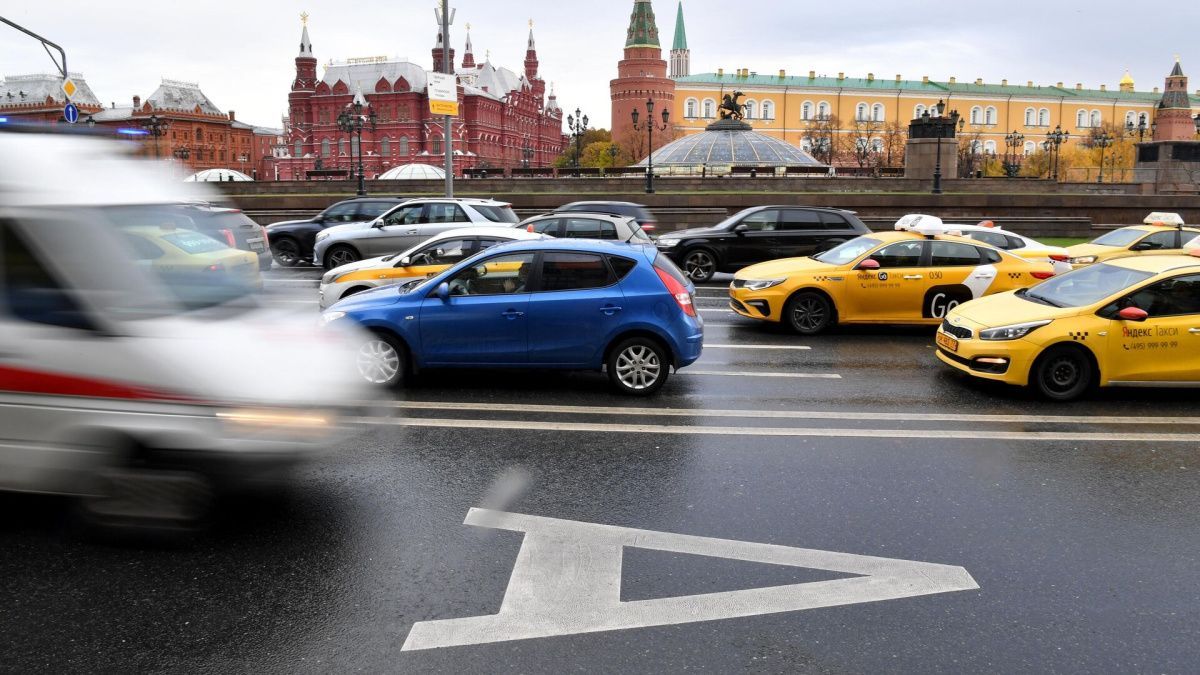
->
[0, 117, 8, 123]
[117, 128, 150, 136]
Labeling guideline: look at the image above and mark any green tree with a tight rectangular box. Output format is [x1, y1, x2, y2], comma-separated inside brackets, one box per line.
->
[579, 141, 631, 168]
[554, 128, 613, 168]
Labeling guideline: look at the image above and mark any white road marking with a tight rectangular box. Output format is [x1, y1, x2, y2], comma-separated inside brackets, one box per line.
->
[683, 370, 839, 379]
[698, 308, 736, 314]
[385, 400, 1196, 426]
[704, 344, 811, 351]
[401, 508, 978, 651]
[699, 323, 755, 328]
[354, 417, 1199, 442]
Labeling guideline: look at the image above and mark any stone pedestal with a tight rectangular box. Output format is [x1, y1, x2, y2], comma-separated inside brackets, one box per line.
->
[1134, 141, 1200, 194]
[905, 137, 959, 181]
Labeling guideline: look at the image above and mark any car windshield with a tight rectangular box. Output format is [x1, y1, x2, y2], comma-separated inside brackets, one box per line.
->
[1090, 229, 1146, 247]
[1020, 263, 1155, 308]
[473, 205, 520, 223]
[814, 237, 882, 265]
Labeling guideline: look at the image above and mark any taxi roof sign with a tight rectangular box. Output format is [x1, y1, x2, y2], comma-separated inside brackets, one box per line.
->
[1143, 212, 1185, 227]
[894, 214, 964, 237]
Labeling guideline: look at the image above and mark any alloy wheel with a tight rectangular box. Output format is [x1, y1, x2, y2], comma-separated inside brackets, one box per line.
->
[685, 251, 715, 281]
[357, 339, 401, 385]
[273, 240, 300, 266]
[791, 297, 827, 332]
[615, 344, 662, 391]
[328, 248, 358, 269]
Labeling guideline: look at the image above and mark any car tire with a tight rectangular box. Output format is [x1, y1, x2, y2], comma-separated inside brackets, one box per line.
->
[784, 291, 834, 335]
[258, 256, 273, 272]
[607, 337, 670, 396]
[1031, 345, 1093, 402]
[356, 331, 408, 388]
[682, 248, 718, 283]
[325, 245, 360, 270]
[271, 237, 301, 267]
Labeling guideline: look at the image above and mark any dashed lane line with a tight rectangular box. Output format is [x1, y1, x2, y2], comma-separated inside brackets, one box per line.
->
[704, 344, 811, 351]
[353, 417, 1199, 442]
[683, 370, 841, 379]
[382, 400, 1198, 426]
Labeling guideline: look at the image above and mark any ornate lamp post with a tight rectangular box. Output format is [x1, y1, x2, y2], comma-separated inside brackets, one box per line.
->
[1125, 116, 1154, 142]
[85, 115, 95, 129]
[521, 137, 534, 168]
[337, 98, 377, 196]
[1093, 130, 1114, 183]
[607, 144, 618, 169]
[1003, 130, 1025, 178]
[566, 108, 588, 173]
[141, 114, 169, 160]
[173, 146, 191, 163]
[930, 99, 960, 195]
[631, 98, 669, 194]
[1043, 125, 1070, 181]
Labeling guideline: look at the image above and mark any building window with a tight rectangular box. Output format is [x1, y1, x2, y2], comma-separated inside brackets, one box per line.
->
[702, 99, 715, 118]
[432, 137, 442, 155]
[1090, 110, 1101, 128]
[1076, 109, 1088, 128]
[970, 106, 982, 125]
[685, 98, 697, 118]
[856, 103, 868, 121]
[339, 139, 348, 156]
[293, 140, 302, 158]
[381, 137, 391, 157]
[914, 104, 927, 118]
[744, 100, 756, 119]
[801, 101, 813, 120]
[762, 100, 774, 120]
[1124, 111, 1136, 127]
[984, 106, 997, 125]
[321, 138, 330, 158]
[872, 103, 884, 122]
[1024, 107, 1035, 126]
[817, 101, 830, 119]
[351, 136, 359, 156]
[1038, 108, 1050, 126]
[983, 140, 997, 154]
[1023, 140, 1036, 155]
[399, 136, 409, 155]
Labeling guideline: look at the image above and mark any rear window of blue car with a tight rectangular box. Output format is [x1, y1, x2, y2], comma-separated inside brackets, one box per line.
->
[609, 256, 637, 280]
[539, 252, 615, 291]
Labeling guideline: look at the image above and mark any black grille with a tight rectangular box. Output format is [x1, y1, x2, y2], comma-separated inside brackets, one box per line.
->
[730, 299, 749, 313]
[731, 279, 747, 289]
[941, 319, 972, 339]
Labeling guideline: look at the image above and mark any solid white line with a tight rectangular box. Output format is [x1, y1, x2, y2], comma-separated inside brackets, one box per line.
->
[700, 323, 755, 328]
[698, 308, 735, 314]
[704, 344, 810, 351]
[682, 370, 840, 379]
[382, 401, 1197, 426]
[353, 417, 1198, 442]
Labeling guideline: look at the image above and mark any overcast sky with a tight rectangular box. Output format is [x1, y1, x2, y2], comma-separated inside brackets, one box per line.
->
[2, 1, 1196, 130]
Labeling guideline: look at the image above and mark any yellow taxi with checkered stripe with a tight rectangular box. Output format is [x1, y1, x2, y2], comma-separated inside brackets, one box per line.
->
[729, 215, 1057, 334]
[936, 251, 1200, 400]
[1066, 212, 1200, 267]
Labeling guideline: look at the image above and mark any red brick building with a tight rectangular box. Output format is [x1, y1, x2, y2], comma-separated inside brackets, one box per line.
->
[0, 73, 104, 123]
[279, 20, 566, 180]
[611, 0, 676, 160]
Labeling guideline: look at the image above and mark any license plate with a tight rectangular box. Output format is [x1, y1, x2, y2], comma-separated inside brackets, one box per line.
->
[248, 239, 265, 252]
[936, 332, 959, 353]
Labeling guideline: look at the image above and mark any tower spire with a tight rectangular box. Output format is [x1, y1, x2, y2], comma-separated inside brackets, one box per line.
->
[524, 18, 540, 81]
[462, 22, 475, 70]
[298, 12, 313, 57]
[626, 0, 661, 48]
[669, 1, 690, 78]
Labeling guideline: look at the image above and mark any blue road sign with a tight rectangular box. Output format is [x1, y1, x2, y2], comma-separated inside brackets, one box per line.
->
[63, 102, 79, 124]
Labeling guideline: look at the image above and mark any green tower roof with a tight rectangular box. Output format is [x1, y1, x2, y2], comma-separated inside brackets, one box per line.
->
[626, 0, 661, 48]
[672, 1, 687, 51]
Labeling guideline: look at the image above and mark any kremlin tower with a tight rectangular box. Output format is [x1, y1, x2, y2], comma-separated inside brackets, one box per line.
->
[610, 0, 676, 159]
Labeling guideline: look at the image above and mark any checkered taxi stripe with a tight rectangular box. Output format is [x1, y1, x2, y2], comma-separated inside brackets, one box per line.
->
[1069, 331, 1089, 342]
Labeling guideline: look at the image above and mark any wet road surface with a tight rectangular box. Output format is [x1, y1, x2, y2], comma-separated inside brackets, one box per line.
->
[1, 267, 1198, 673]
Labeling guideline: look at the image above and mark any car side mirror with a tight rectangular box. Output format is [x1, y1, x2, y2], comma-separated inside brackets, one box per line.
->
[436, 282, 451, 303]
[398, 256, 412, 267]
[1117, 306, 1149, 322]
[372, 219, 386, 229]
[734, 224, 749, 235]
[1131, 241, 1157, 251]
[856, 259, 881, 271]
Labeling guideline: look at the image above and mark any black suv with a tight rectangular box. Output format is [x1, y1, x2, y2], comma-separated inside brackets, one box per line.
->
[655, 206, 871, 282]
[266, 197, 406, 266]
[553, 201, 658, 235]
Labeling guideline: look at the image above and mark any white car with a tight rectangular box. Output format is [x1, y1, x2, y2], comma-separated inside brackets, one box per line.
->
[313, 197, 520, 269]
[518, 212, 653, 244]
[319, 227, 548, 309]
[0, 129, 373, 529]
[896, 215, 1072, 275]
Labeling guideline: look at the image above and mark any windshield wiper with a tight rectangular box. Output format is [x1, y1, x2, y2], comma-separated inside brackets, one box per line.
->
[1022, 289, 1063, 307]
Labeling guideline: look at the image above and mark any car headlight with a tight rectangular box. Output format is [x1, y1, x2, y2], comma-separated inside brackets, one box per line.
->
[1069, 255, 1096, 265]
[320, 311, 346, 326]
[979, 320, 1051, 341]
[656, 238, 681, 248]
[316, 231, 331, 242]
[743, 278, 787, 291]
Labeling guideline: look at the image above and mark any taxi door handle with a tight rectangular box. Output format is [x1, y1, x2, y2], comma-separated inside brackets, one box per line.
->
[1189, 328, 1200, 335]
[903, 275, 923, 280]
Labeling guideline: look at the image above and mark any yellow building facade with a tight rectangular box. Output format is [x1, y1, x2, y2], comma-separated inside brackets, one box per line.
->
[671, 69, 1200, 159]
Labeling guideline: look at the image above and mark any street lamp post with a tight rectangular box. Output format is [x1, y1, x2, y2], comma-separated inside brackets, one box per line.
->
[930, 99, 960, 195]
[521, 136, 534, 169]
[631, 98, 670, 194]
[566, 108, 588, 174]
[173, 146, 191, 163]
[141, 114, 169, 160]
[1093, 131, 1114, 183]
[1003, 130, 1025, 178]
[607, 144, 618, 171]
[1043, 125, 1070, 181]
[1125, 116, 1154, 143]
[337, 98, 377, 196]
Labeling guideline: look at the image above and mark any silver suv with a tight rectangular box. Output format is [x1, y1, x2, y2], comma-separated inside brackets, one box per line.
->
[313, 198, 520, 269]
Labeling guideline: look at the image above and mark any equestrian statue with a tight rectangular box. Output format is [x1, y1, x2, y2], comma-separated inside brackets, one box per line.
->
[718, 91, 746, 121]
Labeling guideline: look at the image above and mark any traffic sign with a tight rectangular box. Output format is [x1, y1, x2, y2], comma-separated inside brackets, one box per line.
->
[427, 72, 459, 117]
[61, 78, 78, 100]
[63, 102, 79, 124]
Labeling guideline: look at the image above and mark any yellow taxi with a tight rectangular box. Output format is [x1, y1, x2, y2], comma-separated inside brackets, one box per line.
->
[122, 225, 263, 291]
[729, 215, 1057, 334]
[1066, 212, 1200, 267]
[936, 252, 1200, 400]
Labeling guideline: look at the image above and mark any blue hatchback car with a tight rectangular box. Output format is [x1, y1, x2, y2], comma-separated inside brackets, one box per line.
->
[321, 239, 704, 395]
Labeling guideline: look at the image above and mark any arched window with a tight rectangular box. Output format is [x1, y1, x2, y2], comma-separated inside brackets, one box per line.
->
[1023, 140, 1036, 155]
[817, 101, 830, 119]
[1038, 108, 1050, 126]
[871, 138, 884, 152]
[1076, 109, 1088, 128]
[398, 136, 410, 156]
[339, 138, 348, 156]
[761, 100, 774, 120]
[351, 136, 359, 156]
[1024, 107, 1035, 126]
[983, 140, 997, 154]
[432, 137, 442, 154]
[381, 137, 391, 157]
[743, 99, 757, 119]
[1124, 111, 1136, 127]
[872, 103, 884, 122]
[1090, 110, 1101, 128]
[702, 98, 715, 118]
[984, 106, 997, 125]
[915, 104, 927, 118]
[293, 140, 302, 158]
[970, 139, 984, 154]
[800, 139, 813, 152]
[685, 98, 697, 118]
[970, 106, 982, 125]
[856, 103, 868, 121]
[801, 101, 813, 120]
[320, 138, 330, 158]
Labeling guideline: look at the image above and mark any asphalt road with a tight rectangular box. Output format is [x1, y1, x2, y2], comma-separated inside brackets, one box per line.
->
[2, 267, 1198, 673]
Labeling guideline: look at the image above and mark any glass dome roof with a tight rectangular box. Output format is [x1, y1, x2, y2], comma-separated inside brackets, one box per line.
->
[636, 120, 823, 168]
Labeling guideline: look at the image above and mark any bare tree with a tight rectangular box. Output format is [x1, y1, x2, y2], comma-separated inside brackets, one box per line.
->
[802, 114, 840, 166]
[848, 119, 883, 168]
[879, 120, 907, 168]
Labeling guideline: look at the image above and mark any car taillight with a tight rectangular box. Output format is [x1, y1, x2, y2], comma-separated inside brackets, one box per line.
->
[205, 263, 225, 272]
[260, 226, 270, 245]
[219, 228, 237, 248]
[655, 267, 696, 317]
[1049, 254, 1069, 262]
[641, 221, 657, 233]
[1031, 271, 1056, 280]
